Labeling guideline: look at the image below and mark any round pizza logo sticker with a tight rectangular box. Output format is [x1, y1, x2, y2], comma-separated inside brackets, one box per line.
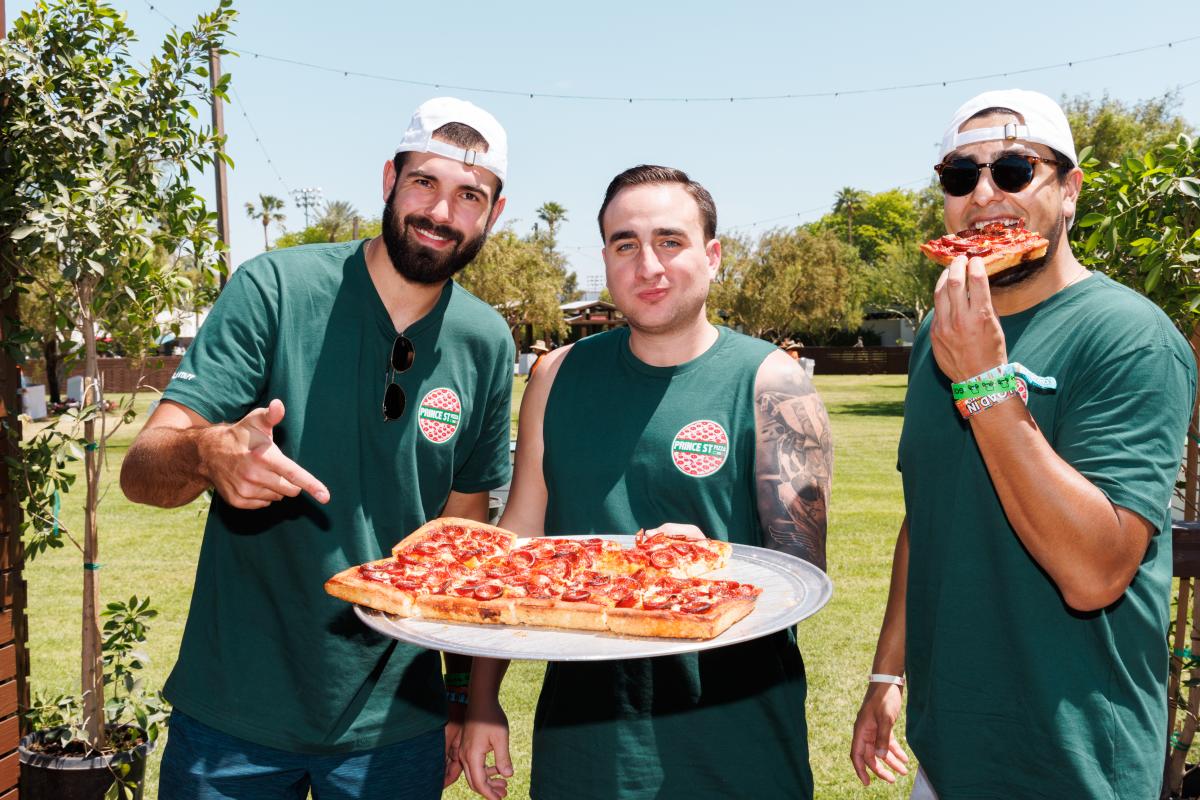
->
[671, 420, 730, 478]
[417, 388, 462, 444]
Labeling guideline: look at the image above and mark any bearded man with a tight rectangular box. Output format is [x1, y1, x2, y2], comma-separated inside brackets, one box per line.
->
[121, 97, 515, 800]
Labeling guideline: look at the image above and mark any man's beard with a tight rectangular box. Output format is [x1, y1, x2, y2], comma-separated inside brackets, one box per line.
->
[988, 214, 1065, 289]
[380, 192, 488, 284]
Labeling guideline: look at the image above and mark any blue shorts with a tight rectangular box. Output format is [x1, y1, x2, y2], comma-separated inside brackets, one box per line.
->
[158, 709, 444, 800]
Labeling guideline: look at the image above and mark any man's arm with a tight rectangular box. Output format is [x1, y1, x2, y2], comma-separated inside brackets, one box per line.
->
[121, 398, 329, 509]
[753, 351, 833, 570]
[850, 519, 911, 785]
[932, 257, 1153, 611]
[461, 344, 572, 800]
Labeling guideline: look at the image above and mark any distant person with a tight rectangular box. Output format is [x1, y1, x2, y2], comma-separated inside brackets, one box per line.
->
[526, 339, 550, 382]
[850, 89, 1195, 800]
[853, 335, 865, 348]
[461, 164, 833, 800]
[121, 97, 516, 799]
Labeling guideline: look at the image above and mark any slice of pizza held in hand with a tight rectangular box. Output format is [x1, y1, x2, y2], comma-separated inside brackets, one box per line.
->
[920, 219, 1049, 276]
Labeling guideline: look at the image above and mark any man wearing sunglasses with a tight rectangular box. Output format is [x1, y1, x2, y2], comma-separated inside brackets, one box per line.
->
[459, 164, 833, 800]
[121, 97, 515, 799]
[850, 89, 1195, 799]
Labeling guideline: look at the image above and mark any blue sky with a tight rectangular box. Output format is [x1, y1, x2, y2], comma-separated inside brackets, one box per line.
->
[9, 0, 1200, 285]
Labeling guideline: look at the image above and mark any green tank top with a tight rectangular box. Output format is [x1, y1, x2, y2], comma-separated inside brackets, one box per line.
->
[531, 326, 813, 800]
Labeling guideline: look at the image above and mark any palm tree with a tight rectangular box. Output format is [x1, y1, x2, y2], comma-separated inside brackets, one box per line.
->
[245, 194, 287, 250]
[536, 201, 569, 240]
[832, 187, 866, 246]
[317, 200, 359, 242]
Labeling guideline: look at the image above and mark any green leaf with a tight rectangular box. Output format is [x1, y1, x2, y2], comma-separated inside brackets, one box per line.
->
[1145, 262, 1164, 294]
[10, 225, 37, 240]
[1179, 178, 1200, 198]
[1077, 213, 1108, 229]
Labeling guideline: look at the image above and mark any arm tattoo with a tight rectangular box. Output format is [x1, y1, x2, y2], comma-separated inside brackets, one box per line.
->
[755, 365, 833, 571]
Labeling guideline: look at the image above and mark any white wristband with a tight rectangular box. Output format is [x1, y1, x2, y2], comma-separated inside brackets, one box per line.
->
[869, 673, 905, 686]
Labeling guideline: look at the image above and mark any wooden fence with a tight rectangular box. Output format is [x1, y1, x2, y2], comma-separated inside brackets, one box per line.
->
[22, 356, 183, 394]
[802, 347, 911, 375]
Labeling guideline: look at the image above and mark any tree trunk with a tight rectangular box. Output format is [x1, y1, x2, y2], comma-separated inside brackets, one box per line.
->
[42, 336, 60, 404]
[262, 219, 269, 251]
[79, 285, 105, 751]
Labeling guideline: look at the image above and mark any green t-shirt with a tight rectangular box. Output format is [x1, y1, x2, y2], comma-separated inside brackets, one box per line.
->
[531, 326, 813, 800]
[161, 241, 514, 753]
[899, 273, 1195, 798]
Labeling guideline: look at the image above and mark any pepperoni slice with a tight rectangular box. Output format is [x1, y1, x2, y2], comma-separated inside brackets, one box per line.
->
[452, 584, 479, 597]
[562, 588, 591, 602]
[649, 550, 678, 569]
[737, 584, 761, 598]
[391, 578, 424, 591]
[671, 542, 694, 557]
[509, 550, 536, 568]
[474, 583, 503, 601]
[641, 595, 672, 610]
[614, 593, 637, 608]
[682, 600, 713, 614]
[584, 572, 612, 588]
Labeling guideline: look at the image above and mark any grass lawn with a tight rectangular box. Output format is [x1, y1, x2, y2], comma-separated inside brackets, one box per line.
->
[24, 374, 912, 799]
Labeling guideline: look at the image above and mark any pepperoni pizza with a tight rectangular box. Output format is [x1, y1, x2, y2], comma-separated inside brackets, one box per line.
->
[325, 517, 761, 640]
[920, 220, 1049, 276]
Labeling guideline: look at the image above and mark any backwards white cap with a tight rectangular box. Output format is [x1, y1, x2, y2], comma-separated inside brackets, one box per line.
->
[395, 97, 508, 183]
[939, 89, 1078, 166]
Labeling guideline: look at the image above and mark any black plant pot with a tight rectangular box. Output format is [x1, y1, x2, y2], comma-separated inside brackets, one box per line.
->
[18, 728, 156, 800]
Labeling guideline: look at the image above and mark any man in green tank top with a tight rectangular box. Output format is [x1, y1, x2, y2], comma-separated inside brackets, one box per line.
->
[121, 98, 515, 799]
[460, 165, 834, 799]
[850, 90, 1195, 799]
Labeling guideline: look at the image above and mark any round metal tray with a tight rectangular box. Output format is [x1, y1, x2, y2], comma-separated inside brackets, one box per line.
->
[353, 535, 833, 661]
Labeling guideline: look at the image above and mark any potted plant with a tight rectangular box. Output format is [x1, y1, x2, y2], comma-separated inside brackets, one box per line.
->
[19, 597, 168, 800]
[0, 1, 234, 796]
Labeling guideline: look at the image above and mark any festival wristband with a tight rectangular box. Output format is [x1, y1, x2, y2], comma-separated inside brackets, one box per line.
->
[952, 362, 1058, 419]
[869, 673, 905, 686]
[955, 389, 1018, 419]
[445, 690, 470, 705]
[952, 362, 1058, 400]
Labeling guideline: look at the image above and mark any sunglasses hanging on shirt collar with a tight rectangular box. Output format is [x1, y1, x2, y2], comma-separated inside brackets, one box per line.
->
[382, 335, 416, 421]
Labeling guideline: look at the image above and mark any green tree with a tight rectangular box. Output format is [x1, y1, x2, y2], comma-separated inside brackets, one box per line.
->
[273, 216, 381, 250]
[536, 201, 569, 241]
[715, 227, 865, 339]
[245, 193, 286, 250]
[1072, 133, 1200, 798]
[316, 200, 358, 242]
[457, 226, 568, 340]
[833, 187, 867, 246]
[1, 0, 235, 751]
[1063, 91, 1194, 168]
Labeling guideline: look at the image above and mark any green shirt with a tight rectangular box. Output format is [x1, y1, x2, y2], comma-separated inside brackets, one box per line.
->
[899, 273, 1195, 798]
[531, 326, 813, 800]
[161, 241, 514, 753]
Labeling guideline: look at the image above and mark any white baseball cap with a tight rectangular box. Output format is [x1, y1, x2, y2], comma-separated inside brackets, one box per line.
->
[938, 89, 1078, 166]
[394, 97, 508, 183]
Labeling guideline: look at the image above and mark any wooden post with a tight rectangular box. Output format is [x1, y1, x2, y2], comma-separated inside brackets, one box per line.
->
[2, 3, 34, 781]
[209, 46, 231, 289]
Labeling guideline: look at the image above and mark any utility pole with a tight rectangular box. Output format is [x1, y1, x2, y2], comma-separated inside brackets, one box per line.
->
[292, 187, 322, 229]
[209, 46, 231, 289]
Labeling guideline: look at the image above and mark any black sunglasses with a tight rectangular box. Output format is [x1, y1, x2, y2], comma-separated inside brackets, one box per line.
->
[382, 335, 415, 421]
[934, 154, 1059, 197]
